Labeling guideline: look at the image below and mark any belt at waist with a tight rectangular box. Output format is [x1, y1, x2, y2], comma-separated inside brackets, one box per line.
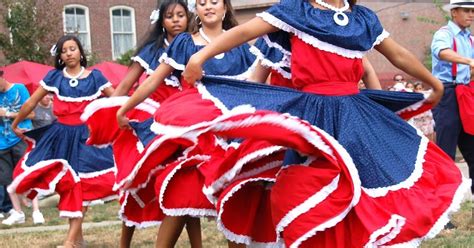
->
[301, 81, 359, 96]
[57, 114, 83, 125]
[442, 82, 466, 88]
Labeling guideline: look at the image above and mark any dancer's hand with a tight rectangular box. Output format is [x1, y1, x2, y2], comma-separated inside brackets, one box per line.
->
[116, 110, 131, 130]
[182, 54, 204, 86]
[425, 85, 443, 107]
[11, 124, 25, 139]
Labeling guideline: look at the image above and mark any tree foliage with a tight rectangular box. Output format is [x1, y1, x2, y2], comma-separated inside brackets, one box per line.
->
[0, 0, 61, 64]
[417, 0, 450, 70]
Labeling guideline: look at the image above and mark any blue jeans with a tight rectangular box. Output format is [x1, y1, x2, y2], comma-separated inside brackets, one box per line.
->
[0, 185, 12, 213]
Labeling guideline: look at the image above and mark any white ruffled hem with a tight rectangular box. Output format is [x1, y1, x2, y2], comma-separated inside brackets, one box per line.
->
[395, 99, 428, 117]
[60, 211, 83, 218]
[159, 53, 185, 71]
[41, 80, 112, 102]
[217, 177, 278, 245]
[131, 56, 155, 75]
[83, 195, 118, 207]
[257, 12, 390, 59]
[158, 155, 216, 217]
[80, 96, 159, 122]
[276, 175, 340, 236]
[249, 46, 291, 80]
[364, 215, 406, 248]
[362, 130, 428, 198]
[164, 75, 182, 89]
[202, 146, 283, 204]
[79, 167, 116, 179]
[118, 191, 162, 229]
[384, 177, 472, 248]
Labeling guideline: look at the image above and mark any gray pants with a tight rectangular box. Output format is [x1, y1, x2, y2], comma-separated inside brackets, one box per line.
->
[0, 140, 27, 186]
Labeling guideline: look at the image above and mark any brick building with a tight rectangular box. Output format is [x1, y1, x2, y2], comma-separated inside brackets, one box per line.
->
[0, 0, 454, 84]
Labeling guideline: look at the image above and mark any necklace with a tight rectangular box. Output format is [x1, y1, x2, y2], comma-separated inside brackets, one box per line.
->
[63, 66, 85, 88]
[164, 38, 170, 47]
[314, 0, 350, 26]
[199, 28, 225, 59]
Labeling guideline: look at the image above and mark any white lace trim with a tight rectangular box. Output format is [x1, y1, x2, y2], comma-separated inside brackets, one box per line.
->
[41, 80, 112, 102]
[9, 157, 80, 195]
[395, 99, 428, 117]
[164, 75, 182, 89]
[131, 56, 154, 75]
[384, 177, 471, 248]
[234, 160, 283, 182]
[148, 104, 255, 136]
[262, 34, 292, 56]
[257, 12, 390, 59]
[203, 146, 283, 204]
[249, 46, 291, 80]
[275, 175, 340, 236]
[362, 130, 428, 198]
[118, 191, 162, 229]
[159, 53, 185, 71]
[216, 177, 278, 245]
[59, 211, 83, 218]
[284, 121, 362, 247]
[364, 214, 406, 248]
[79, 167, 116, 179]
[197, 83, 231, 114]
[158, 155, 217, 217]
[82, 195, 118, 207]
[80, 96, 159, 122]
[121, 216, 162, 229]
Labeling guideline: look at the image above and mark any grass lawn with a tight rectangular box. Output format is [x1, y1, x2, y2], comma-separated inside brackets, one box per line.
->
[0, 200, 472, 247]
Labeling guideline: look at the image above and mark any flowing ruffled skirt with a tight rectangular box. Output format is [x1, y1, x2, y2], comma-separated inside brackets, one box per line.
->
[8, 122, 118, 218]
[83, 77, 469, 247]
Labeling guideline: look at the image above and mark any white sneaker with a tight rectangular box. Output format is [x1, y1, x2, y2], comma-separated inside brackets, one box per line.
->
[0, 213, 4, 219]
[1, 210, 25, 225]
[32, 210, 45, 224]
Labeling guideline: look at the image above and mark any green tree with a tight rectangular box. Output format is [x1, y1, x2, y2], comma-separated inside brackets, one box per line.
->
[417, 0, 451, 70]
[115, 49, 134, 66]
[0, 0, 61, 64]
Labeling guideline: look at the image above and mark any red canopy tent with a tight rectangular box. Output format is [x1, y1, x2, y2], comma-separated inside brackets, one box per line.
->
[1, 61, 54, 94]
[88, 61, 145, 89]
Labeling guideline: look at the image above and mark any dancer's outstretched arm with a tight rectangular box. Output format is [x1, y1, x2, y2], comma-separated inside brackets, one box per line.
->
[375, 37, 443, 106]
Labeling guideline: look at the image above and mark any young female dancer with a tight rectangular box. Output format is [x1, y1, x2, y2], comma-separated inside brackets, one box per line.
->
[108, 1, 197, 247]
[83, 0, 256, 247]
[9, 35, 116, 247]
[114, 0, 468, 247]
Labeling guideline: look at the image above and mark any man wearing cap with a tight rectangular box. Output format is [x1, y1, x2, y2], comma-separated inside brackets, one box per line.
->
[0, 69, 33, 222]
[431, 0, 474, 220]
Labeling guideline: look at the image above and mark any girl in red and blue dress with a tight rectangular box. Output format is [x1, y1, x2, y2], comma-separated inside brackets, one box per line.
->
[102, 1, 194, 247]
[83, 0, 257, 247]
[10, 35, 116, 248]
[108, 0, 469, 247]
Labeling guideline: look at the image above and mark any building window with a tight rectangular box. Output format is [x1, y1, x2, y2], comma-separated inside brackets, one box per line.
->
[110, 6, 136, 60]
[63, 5, 91, 51]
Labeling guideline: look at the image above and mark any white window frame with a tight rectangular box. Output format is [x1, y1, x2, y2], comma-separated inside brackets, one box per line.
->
[109, 6, 137, 60]
[63, 4, 92, 52]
